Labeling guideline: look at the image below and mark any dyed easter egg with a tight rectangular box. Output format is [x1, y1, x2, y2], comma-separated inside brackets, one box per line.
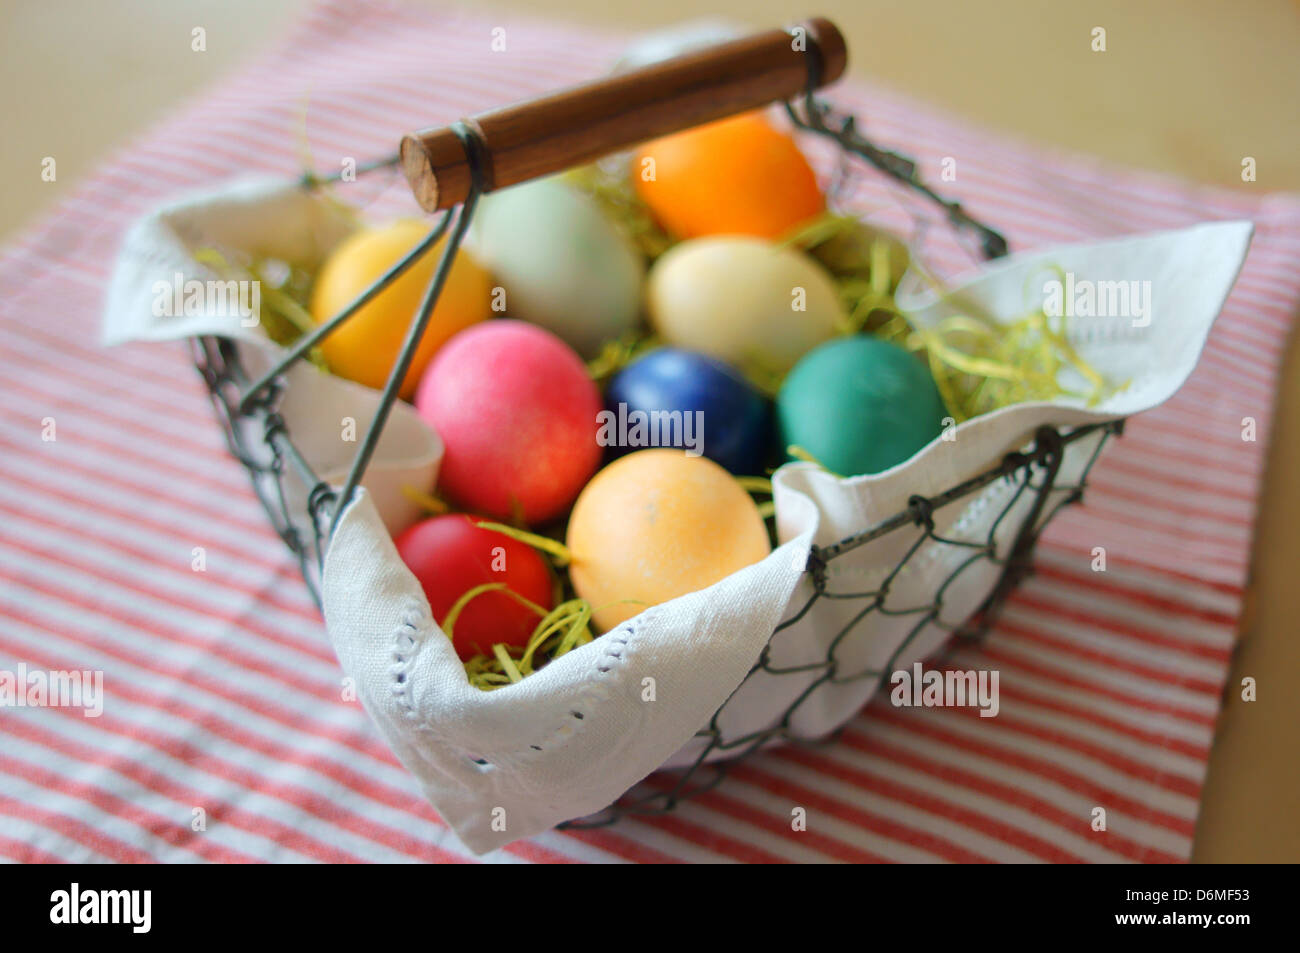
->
[633, 112, 823, 240]
[310, 220, 492, 399]
[566, 449, 771, 631]
[469, 177, 644, 357]
[646, 236, 845, 376]
[395, 515, 554, 661]
[777, 336, 948, 476]
[604, 348, 771, 475]
[414, 320, 602, 524]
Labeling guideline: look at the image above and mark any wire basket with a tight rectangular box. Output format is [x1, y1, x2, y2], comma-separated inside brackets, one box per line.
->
[191, 18, 1125, 828]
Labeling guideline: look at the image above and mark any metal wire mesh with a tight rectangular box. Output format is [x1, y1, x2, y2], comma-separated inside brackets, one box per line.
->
[190, 64, 1125, 825]
[193, 336, 334, 604]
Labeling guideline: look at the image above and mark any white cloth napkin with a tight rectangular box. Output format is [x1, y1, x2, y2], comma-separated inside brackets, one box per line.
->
[102, 178, 442, 536]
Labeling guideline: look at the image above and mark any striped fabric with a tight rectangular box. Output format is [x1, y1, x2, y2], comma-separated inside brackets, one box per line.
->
[1, 0, 1296, 863]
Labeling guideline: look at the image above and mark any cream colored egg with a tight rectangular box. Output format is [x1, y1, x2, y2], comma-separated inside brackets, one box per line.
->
[468, 176, 645, 357]
[646, 236, 846, 376]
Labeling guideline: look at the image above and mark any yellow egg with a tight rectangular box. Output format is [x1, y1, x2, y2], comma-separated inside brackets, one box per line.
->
[646, 236, 846, 379]
[310, 219, 492, 398]
[566, 449, 771, 631]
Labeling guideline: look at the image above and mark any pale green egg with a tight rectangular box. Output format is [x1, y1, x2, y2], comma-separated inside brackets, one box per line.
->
[468, 176, 645, 357]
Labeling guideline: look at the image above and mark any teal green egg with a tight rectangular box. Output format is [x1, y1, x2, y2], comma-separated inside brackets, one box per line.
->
[776, 336, 948, 476]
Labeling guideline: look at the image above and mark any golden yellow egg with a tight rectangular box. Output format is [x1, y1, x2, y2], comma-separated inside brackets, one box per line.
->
[566, 449, 771, 632]
[310, 219, 492, 398]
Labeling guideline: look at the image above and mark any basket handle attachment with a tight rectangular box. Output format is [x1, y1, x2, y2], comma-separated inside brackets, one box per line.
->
[399, 17, 847, 211]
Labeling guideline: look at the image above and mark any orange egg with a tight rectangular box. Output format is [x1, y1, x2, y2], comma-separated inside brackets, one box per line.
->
[633, 112, 824, 240]
[566, 449, 771, 631]
[310, 220, 492, 398]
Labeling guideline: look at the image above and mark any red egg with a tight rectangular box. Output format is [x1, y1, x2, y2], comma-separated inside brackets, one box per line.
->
[394, 515, 554, 661]
[415, 320, 603, 524]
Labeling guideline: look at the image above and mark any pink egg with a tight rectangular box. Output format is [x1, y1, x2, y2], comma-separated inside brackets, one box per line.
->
[415, 320, 603, 524]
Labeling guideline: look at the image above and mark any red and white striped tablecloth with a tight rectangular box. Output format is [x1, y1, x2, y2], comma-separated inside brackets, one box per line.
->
[1, 0, 1297, 863]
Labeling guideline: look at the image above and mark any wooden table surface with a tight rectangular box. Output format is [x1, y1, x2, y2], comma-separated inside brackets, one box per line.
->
[2, 0, 1296, 862]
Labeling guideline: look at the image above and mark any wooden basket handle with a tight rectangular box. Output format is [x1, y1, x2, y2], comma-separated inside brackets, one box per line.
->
[400, 17, 847, 211]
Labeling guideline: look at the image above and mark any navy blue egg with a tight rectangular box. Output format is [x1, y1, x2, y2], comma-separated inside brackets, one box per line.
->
[604, 348, 771, 475]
